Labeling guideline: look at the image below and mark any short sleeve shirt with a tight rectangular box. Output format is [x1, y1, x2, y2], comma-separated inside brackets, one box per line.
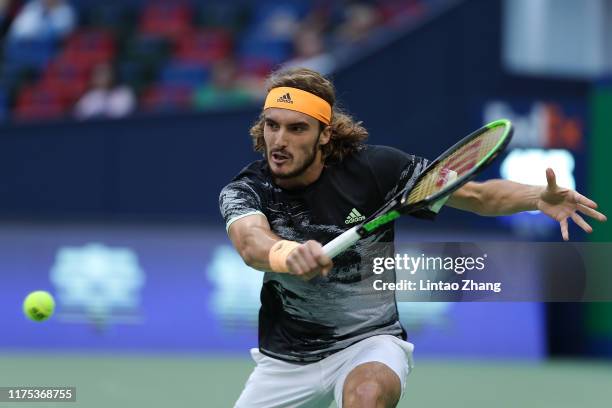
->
[219, 145, 433, 362]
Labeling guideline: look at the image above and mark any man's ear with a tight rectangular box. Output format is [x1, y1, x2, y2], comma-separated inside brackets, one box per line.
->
[319, 125, 331, 146]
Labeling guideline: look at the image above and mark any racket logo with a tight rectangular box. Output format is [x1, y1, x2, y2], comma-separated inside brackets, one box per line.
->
[435, 168, 452, 187]
[277, 93, 293, 104]
[444, 139, 482, 177]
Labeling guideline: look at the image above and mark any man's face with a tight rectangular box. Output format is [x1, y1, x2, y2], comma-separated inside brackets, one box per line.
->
[263, 108, 328, 180]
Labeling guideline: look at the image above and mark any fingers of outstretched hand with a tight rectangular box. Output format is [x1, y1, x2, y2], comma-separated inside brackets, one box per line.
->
[560, 218, 569, 241]
[578, 203, 608, 222]
[571, 212, 592, 234]
[575, 192, 598, 209]
[546, 168, 557, 189]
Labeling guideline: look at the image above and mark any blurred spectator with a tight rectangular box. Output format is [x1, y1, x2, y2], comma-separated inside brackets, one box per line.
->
[294, 26, 325, 60]
[74, 63, 136, 120]
[9, 0, 75, 41]
[260, 6, 299, 41]
[284, 24, 334, 75]
[334, 2, 382, 44]
[192, 59, 255, 110]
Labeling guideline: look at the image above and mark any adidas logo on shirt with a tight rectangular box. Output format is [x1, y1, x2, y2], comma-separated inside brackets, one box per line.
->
[277, 93, 293, 104]
[345, 208, 366, 224]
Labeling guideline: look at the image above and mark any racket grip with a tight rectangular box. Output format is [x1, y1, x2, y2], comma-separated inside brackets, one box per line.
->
[322, 226, 361, 259]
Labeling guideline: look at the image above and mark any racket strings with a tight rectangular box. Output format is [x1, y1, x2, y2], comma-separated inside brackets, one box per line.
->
[406, 126, 505, 204]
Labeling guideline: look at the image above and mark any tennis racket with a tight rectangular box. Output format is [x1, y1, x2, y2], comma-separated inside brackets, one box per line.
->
[322, 118, 514, 258]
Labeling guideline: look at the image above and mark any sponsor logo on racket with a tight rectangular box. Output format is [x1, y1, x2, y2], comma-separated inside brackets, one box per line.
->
[436, 168, 453, 187]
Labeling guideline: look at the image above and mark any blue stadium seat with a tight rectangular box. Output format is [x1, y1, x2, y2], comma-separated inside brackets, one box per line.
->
[159, 61, 210, 87]
[238, 37, 293, 65]
[4, 39, 58, 71]
[249, 1, 310, 26]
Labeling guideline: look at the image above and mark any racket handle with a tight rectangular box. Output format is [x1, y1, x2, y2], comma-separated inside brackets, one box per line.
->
[323, 226, 361, 259]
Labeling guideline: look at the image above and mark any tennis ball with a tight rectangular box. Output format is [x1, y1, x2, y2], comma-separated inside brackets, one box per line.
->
[23, 291, 55, 322]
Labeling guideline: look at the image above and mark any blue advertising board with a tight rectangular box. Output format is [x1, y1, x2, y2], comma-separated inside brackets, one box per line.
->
[1, 223, 544, 359]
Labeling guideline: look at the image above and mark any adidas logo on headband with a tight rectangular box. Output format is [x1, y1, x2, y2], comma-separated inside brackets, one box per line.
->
[277, 93, 293, 104]
[265, 87, 331, 125]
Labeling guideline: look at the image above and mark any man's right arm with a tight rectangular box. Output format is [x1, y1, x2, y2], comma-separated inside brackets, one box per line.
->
[227, 214, 333, 280]
[227, 214, 281, 270]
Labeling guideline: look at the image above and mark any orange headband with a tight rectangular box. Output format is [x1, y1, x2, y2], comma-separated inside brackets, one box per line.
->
[264, 87, 332, 125]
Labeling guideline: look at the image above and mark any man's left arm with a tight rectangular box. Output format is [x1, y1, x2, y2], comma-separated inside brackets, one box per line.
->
[447, 168, 607, 240]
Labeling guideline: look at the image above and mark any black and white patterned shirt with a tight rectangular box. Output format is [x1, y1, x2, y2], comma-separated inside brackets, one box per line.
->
[219, 145, 433, 362]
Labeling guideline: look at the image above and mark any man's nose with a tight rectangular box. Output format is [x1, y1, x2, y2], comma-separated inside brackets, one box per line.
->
[274, 127, 288, 148]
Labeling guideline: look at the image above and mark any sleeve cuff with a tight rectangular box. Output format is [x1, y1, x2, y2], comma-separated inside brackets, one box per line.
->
[226, 211, 266, 233]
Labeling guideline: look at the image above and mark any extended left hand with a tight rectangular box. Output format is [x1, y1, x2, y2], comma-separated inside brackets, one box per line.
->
[537, 168, 607, 240]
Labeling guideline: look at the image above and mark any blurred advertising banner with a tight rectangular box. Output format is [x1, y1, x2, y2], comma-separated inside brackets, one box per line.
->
[478, 98, 588, 239]
[483, 99, 586, 151]
[0, 223, 543, 359]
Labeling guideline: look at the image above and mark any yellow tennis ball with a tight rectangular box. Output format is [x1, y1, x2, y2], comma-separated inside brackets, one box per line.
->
[23, 291, 55, 322]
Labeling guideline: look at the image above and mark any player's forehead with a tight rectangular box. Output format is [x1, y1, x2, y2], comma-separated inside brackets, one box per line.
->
[263, 108, 317, 126]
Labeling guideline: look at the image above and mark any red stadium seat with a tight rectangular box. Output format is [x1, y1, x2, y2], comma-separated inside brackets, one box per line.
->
[14, 104, 66, 121]
[14, 84, 68, 121]
[141, 85, 193, 112]
[140, 2, 194, 40]
[174, 29, 232, 64]
[31, 29, 117, 112]
[238, 57, 274, 78]
[39, 60, 90, 105]
[42, 59, 91, 84]
[60, 29, 116, 67]
[378, 0, 427, 25]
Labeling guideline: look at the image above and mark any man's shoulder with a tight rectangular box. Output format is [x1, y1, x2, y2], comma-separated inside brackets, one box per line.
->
[342, 145, 412, 168]
[362, 144, 411, 159]
[232, 159, 269, 182]
[219, 160, 272, 209]
[221, 159, 272, 193]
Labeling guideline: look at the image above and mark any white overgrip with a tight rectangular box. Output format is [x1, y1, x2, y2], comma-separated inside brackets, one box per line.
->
[322, 226, 361, 259]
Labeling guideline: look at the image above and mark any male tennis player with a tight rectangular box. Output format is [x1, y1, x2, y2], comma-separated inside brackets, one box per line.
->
[219, 68, 606, 408]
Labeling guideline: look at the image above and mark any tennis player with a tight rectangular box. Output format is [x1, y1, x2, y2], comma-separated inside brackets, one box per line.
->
[219, 68, 606, 408]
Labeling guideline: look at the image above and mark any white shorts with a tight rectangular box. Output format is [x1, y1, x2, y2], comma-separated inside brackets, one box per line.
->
[234, 335, 415, 408]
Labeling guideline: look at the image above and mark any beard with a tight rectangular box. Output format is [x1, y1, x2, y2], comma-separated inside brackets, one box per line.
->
[266, 133, 321, 179]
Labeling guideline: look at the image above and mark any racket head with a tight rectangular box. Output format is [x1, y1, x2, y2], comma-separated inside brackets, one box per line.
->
[399, 119, 513, 210]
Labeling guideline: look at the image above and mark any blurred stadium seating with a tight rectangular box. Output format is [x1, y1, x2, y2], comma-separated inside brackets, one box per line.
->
[0, 0, 440, 122]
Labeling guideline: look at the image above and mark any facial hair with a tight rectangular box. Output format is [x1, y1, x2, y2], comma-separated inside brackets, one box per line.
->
[267, 133, 321, 179]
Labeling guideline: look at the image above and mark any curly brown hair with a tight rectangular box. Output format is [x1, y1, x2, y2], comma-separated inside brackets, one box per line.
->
[250, 67, 368, 163]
